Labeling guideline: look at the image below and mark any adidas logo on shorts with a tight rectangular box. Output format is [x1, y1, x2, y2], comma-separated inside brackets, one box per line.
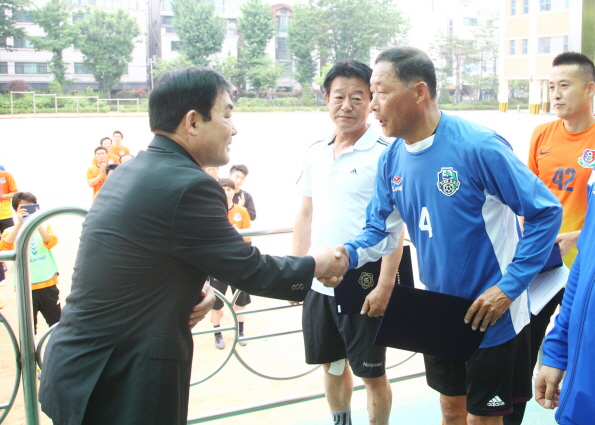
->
[487, 395, 505, 407]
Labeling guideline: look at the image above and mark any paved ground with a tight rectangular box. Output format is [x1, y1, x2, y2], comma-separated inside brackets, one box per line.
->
[0, 110, 558, 424]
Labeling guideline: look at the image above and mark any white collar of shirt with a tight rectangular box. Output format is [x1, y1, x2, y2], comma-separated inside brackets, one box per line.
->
[404, 133, 435, 153]
[323, 125, 382, 153]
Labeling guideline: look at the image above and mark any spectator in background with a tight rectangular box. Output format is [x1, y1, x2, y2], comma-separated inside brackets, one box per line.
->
[229, 164, 256, 220]
[204, 167, 219, 180]
[0, 192, 61, 333]
[110, 131, 130, 158]
[92, 137, 120, 165]
[0, 167, 18, 286]
[87, 146, 108, 199]
[105, 164, 119, 178]
[210, 177, 252, 349]
[120, 154, 134, 163]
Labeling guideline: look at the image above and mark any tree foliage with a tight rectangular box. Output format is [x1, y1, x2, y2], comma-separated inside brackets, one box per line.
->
[288, 0, 408, 67]
[77, 8, 140, 96]
[29, 0, 78, 86]
[245, 56, 282, 97]
[287, 4, 317, 86]
[214, 56, 247, 91]
[0, 0, 29, 48]
[239, 0, 275, 63]
[151, 55, 194, 79]
[172, 0, 225, 67]
[432, 19, 500, 103]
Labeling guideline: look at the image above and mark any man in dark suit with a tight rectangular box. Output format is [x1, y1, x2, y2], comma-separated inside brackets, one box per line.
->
[39, 68, 348, 425]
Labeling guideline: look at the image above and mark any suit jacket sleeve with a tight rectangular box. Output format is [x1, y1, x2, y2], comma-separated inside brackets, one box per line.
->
[171, 177, 313, 301]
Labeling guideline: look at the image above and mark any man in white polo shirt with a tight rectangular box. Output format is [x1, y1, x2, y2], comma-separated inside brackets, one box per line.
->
[292, 60, 403, 425]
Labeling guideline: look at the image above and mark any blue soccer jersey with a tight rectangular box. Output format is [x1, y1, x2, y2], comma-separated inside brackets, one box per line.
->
[345, 113, 562, 348]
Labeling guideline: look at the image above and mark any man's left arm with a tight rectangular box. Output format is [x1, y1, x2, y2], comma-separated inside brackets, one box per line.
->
[361, 230, 404, 317]
[243, 191, 256, 221]
[465, 136, 562, 331]
[2, 173, 18, 199]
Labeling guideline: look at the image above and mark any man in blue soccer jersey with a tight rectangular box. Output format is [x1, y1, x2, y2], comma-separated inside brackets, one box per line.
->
[340, 47, 562, 425]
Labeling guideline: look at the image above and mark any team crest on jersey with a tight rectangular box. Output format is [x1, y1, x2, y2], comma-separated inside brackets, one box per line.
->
[437, 167, 461, 196]
[392, 176, 402, 185]
[0, 178, 5, 184]
[233, 213, 242, 221]
[578, 149, 595, 168]
[358, 272, 375, 290]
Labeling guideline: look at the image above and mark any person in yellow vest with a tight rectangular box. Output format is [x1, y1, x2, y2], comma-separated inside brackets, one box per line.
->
[0, 192, 61, 333]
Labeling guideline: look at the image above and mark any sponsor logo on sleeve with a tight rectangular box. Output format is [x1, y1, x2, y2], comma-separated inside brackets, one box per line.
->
[391, 175, 403, 192]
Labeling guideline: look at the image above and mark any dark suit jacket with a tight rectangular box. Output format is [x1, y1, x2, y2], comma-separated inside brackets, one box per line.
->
[39, 135, 314, 425]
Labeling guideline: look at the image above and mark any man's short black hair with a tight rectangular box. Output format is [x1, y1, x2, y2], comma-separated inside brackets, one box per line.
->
[95, 146, 108, 154]
[552, 52, 595, 83]
[149, 67, 232, 134]
[12, 192, 37, 211]
[230, 164, 249, 176]
[113, 130, 123, 138]
[100, 137, 112, 145]
[219, 177, 235, 190]
[375, 47, 437, 99]
[105, 163, 119, 175]
[323, 60, 373, 100]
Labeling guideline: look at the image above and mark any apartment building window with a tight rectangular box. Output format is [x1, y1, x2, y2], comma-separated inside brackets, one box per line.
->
[73, 13, 88, 22]
[161, 0, 173, 11]
[564, 35, 568, 51]
[171, 40, 180, 51]
[0, 62, 8, 74]
[161, 15, 173, 25]
[277, 16, 289, 33]
[95, 0, 137, 9]
[14, 37, 36, 48]
[447, 18, 453, 35]
[74, 62, 92, 74]
[540, 0, 551, 11]
[15, 62, 47, 74]
[463, 17, 477, 26]
[226, 19, 238, 36]
[522, 39, 528, 55]
[0, 36, 6, 48]
[510, 0, 516, 15]
[275, 37, 290, 61]
[524, 0, 529, 13]
[15, 11, 35, 22]
[509, 40, 515, 55]
[538, 37, 550, 53]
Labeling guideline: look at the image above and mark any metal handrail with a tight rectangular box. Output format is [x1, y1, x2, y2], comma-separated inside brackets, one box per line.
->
[12, 206, 88, 425]
[0, 312, 21, 424]
[4, 209, 422, 424]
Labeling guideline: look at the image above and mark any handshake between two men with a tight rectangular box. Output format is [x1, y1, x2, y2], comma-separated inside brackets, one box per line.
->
[311, 245, 350, 288]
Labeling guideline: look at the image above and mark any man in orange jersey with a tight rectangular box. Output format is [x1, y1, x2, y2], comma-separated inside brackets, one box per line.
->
[99, 137, 120, 165]
[1, 192, 61, 333]
[209, 177, 252, 349]
[87, 146, 108, 199]
[506, 51, 595, 425]
[110, 130, 131, 158]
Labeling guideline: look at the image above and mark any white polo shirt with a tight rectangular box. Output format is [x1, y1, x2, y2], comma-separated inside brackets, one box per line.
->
[297, 125, 400, 295]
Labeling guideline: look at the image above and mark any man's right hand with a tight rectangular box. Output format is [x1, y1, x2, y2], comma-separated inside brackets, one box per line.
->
[313, 245, 349, 288]
[535, 365, 564, 409]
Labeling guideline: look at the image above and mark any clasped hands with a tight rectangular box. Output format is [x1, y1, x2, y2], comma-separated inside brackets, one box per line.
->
[313, 244, 349, 288]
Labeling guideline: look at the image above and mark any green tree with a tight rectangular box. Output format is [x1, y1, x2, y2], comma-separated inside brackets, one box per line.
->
[239, 0, 275, 63]
[432, 32, 477, 104]
[213, 55, 246, 91]
[310, 0, 408, 64]
[29, 0, 78, 87]
[77, 8, 140, 96]
[245, 56, 282, 97]
[0, 0, 30, 48]
[171, 0, 225, 67]
[151, 55, 194, 79]
[287, 4, 317, 87]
